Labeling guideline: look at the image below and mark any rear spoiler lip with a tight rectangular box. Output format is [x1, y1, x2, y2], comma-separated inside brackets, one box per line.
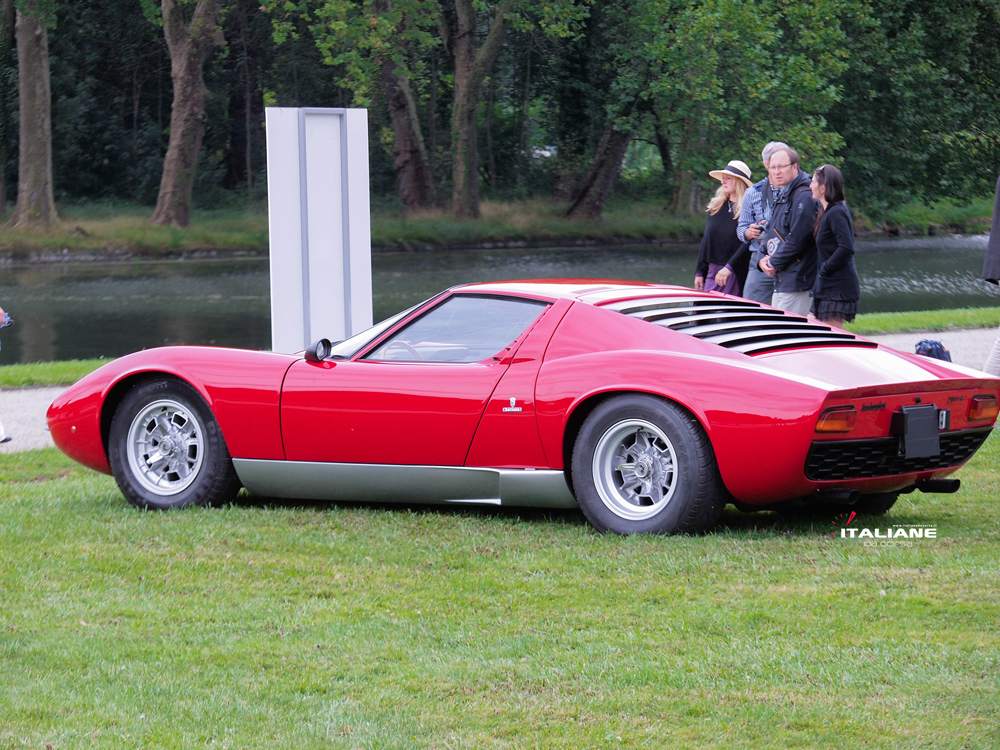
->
[826, 379, 1000, 400]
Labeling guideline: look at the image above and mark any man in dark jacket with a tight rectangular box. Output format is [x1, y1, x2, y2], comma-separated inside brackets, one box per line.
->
[759, 147, 818, 316]
[983, 173, 1000, 375]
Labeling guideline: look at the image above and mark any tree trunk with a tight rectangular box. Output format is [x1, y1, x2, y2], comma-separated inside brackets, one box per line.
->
[450, 0, 512, 218]
[427, 52, 437, 181]
[0, 0, 13, 214]
[666, 168, 702, 215]
[516, 39, 530, 190]
[382, 59, 434, 212]
[565, 126, 631, 220]
[653, 119, 674, 205]
[149, 0, 224, 227]
[12, 3, 57, 228]
[485, 74, 496, 190]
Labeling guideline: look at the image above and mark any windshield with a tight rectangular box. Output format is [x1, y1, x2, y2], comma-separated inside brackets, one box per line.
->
[325, 299, 433, 359]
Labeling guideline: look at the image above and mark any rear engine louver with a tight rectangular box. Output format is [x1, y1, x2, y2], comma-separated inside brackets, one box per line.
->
[604, 297, 877, 356]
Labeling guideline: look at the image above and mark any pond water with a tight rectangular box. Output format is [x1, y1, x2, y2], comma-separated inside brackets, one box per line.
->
[1, 235, 997, 364]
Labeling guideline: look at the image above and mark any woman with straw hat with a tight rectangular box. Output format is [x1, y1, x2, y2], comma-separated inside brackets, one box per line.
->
[694, 160, 753, 295]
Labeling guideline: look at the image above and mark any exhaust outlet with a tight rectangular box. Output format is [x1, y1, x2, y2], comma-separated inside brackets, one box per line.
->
[814, 489, 860, 505]
[917, 478, 961, 494]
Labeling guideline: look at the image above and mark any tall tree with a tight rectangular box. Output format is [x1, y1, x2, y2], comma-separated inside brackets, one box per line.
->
[277, 0, 588, 217]
[148, 0, 225, 227]
[830, 0, 1000, 211]
[272, 0, 438, 211]
[12, 0, 57, 228]
[442, 0, 512, 217]
[382, 55, 435, 210]
[0, 0, 13, 212]
[442, 0, 588, 216]
[568, 0, 852, 219]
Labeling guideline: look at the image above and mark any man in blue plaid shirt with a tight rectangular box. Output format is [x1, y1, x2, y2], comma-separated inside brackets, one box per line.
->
[737, 141, 788, 304]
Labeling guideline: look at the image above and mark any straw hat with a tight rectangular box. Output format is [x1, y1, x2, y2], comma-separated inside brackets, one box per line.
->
[709, 160, 753, 188]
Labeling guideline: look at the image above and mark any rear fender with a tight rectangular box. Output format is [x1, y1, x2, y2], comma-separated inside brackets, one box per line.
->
[536, 350, 828, 501]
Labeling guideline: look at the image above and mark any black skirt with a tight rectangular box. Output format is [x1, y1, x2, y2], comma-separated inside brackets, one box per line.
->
[811, 297, 858, 322]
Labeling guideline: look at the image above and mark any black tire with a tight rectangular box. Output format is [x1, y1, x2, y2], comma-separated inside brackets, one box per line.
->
[570, 395, 725, 535]
[108, 378, 241, 510]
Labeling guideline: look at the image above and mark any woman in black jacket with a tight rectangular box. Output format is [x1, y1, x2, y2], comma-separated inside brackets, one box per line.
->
[694, 160, 753, 294]
[809, 165, 860, 327]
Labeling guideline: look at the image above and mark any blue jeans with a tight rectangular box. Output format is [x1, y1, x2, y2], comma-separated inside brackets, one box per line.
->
[743, 252, 774, 304]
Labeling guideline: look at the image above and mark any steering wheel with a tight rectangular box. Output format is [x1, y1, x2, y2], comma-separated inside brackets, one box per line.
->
[381, 340, 425, 361]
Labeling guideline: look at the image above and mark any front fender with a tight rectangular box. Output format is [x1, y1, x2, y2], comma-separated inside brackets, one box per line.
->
[47, 347, 298, 474]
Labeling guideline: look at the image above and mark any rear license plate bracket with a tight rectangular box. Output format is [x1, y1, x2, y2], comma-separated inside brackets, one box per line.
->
[891, 404, 941, 458]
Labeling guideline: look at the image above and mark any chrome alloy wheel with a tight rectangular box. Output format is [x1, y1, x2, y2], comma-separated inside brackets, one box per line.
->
[592, 419, 678, 520]
[126, 398, 206, 496]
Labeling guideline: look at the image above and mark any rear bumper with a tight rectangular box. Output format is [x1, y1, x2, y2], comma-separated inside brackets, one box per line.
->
[805, 427, 991, 481]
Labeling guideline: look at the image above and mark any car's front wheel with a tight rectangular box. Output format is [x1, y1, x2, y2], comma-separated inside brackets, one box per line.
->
[571, 395, 725, 535]
[108, 378, 241, 510]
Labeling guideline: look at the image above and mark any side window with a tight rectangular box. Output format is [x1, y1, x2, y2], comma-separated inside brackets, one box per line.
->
[364, 295, 548, 363]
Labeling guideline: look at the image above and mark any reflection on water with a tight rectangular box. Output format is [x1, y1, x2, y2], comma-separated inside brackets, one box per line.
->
[1, 235, 997, 364]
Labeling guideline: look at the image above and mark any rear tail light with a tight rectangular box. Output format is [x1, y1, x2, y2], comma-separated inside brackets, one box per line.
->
[968, 395, 999, 421]
[816, 406, 857, 433]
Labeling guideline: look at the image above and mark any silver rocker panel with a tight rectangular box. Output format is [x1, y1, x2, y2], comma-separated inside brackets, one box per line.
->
[232, 459, 578, 509]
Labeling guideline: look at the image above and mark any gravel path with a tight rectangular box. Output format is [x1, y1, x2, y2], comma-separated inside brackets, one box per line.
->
[0, 386, 69, 454]
[2, 327, 998, 455]
[863, 326, 999, 372]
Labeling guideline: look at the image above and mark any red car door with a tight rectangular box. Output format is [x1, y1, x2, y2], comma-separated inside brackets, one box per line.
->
[280, 294, 550, 465]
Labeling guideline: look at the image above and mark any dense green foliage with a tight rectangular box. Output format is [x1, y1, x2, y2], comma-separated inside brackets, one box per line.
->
[0, 0, 998, 215]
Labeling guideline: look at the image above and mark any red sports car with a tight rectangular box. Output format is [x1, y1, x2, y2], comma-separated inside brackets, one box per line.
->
[47, 280, 1000, 535]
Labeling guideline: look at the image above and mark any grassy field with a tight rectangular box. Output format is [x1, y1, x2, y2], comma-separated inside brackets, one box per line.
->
[0, 195, 991, 255]
[845, 306, 1000, 335]
[0, 359, 110, 387]
[368, 199, 705, 248]
[885, 196, 995, 235]
[0, 200, 705, 255]
[0, 204, 270, 254]
[1, 435, 998, 748]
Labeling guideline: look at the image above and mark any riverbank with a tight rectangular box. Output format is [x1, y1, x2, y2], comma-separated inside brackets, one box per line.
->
[0, 196, 992, 260]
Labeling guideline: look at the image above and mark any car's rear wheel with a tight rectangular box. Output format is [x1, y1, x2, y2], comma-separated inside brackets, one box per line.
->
[571, 395, 725, 535]
[108, 378, 241, 510]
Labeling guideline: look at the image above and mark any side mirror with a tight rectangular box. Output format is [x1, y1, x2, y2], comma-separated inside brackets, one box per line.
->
[304, 338, 332, 362]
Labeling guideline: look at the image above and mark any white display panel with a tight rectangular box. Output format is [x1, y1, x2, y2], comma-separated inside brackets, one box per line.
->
[265, 107, 373, 353]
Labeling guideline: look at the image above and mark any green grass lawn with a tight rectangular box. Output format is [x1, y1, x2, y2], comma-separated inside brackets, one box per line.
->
[0, 359, 110, 387]
[845, 306, 1000, 335]
[0, 204, 270, 254]
[1, 435, 998, 748]
[884, 196, 995, 235]
[0, 199, 705, 256]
